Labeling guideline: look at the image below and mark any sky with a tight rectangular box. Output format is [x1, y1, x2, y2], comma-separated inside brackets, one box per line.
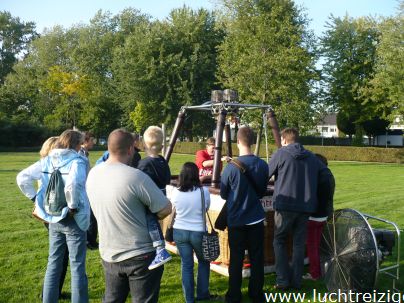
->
[1, 0, 400, 36]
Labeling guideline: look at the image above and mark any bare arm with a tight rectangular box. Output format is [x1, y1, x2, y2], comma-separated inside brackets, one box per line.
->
[156, 199, 172, 220]
[202, 159, 214, 168]
[203, 156, 230, 168]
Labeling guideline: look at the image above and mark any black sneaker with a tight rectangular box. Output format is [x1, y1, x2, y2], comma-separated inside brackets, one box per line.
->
[196, 294, 222, 301]
[59, 292, 70, 299]
[87, 242, 99, 250]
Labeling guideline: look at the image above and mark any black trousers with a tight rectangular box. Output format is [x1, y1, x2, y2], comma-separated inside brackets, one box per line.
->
[87, 207, 98, 246]
[226, 222, 264, 303]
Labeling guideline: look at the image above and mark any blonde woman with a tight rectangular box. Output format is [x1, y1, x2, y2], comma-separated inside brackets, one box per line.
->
[18, 136, 59, 198]
[17, 130, 90, 303]
[18, 136, 73, 299]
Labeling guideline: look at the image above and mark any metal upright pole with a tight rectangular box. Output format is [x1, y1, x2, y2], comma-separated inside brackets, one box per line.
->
[254, 123, 263, 156]
[212, 109, 227, 188]
[162, 123, 166, 156]
[224, 124, 232, 158]
[267, 110, 281, 148]
[164, 110, 186, 162]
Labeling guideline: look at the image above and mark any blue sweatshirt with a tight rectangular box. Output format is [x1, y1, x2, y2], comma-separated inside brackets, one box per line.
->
[220, 155, 269, 227]
[268, 143, 326, 213]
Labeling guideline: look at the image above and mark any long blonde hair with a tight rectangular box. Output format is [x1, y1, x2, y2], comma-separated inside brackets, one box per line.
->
[39, 136, 59, 158]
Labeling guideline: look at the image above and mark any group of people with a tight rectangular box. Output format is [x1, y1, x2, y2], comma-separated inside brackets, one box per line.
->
[194, 127, 334, 303]
[16, 124, 334, 303]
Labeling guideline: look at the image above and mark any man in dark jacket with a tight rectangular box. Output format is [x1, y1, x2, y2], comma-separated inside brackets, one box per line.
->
[268, 128, 325, 290]
[220, 126, 269, 303]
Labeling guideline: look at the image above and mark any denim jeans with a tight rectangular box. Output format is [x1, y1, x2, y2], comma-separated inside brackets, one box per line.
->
[102, 251, 163, 303]
[226, 222, 264, 303]
[43, 223, 69, 297]
[273, 210, 309, 289]
[146, 210, 164, 248]
[173, 228, 210, 303]
[43, 216, 88, 303]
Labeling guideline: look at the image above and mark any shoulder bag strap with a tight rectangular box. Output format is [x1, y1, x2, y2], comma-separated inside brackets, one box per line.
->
[200, 187, 215, 233]
[44, 155, 77, 175]
[230, 158, 261, 196]
[168, 207, 176, 228]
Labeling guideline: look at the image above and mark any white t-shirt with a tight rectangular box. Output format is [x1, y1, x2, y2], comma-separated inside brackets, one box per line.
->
[86, 162, 169, 263]
[172, 186, 210, 232]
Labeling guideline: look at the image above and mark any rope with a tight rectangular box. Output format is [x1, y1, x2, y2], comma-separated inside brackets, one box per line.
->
[263, 112, 269, 163]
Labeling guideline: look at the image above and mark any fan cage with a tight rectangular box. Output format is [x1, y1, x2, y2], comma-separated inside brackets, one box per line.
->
[320, 208, 401, 292]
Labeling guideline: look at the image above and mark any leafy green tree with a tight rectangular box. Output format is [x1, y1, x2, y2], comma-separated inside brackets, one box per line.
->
[26, 26, 79, 131]
[336, 111, 356, 139]
[0, 11, 38, 84]
[361, 117, 389, 145]
[41, 65, 93, 129]
[0, 60, 40, 123]
[321, 15, 380, 138]
[69, 9, 149, 136]
[0, 9, 149, 135]
[362, 3, 404, 122]
[112, 6, 223, 136]
[217, 0, 318, 132]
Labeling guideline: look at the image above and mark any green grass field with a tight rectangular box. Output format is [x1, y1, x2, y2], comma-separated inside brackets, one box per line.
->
[0, 151, 403, 302]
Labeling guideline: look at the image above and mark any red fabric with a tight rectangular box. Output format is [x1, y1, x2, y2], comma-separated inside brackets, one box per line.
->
[195, 150, 214, 176]
[306, 220, 326, 279]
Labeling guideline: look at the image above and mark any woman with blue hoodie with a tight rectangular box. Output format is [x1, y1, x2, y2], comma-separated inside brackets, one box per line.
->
[17, 130, 90, 303]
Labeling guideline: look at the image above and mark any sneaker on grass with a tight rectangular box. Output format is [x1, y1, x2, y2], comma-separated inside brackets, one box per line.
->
[148, 248, 172, 270]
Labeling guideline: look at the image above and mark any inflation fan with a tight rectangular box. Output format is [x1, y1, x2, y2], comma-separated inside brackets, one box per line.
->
[320, 208, 400, 292]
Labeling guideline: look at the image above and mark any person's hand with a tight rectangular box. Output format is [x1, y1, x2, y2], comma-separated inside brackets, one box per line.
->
[68, 208, 78, 217]
[221, 156, 232, 162]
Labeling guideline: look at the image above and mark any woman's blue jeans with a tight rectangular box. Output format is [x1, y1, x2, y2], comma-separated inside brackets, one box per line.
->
[43, 216, 88, 303]
[173, 228, 210, 303]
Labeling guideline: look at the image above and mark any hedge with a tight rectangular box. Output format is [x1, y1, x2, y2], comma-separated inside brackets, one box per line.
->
[0, 120, 51, 148]
[169, 142, 404, 164]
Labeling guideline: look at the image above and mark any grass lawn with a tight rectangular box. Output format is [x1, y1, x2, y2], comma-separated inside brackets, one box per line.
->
[0, 151, 403, 302]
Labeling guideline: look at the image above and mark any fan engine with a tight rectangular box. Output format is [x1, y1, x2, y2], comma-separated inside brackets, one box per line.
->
[320, 208, 400, 292]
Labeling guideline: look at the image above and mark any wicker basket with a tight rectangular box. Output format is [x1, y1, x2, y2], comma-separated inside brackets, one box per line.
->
[207, 210, 230, 265]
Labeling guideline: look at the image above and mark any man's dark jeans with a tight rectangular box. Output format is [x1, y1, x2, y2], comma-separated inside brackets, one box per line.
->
[273, 210, 309, 289]
[101, 251, 164, 303]
[226, 222, 264, 303]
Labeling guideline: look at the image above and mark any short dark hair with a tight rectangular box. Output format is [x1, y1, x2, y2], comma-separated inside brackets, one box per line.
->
[178, 162, 201, 192]
[57, 130, 84, 149]
[82, 131, 94, 143]
[108, 129, 134, 156]
[281, 128, 299, 143]
[237, 126, 254, 146]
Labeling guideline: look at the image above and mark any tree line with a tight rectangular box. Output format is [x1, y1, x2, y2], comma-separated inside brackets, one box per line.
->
[0, 0, 403, 145]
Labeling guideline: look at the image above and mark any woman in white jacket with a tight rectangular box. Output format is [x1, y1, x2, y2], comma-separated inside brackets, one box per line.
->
[17, 130, 90, 303]
[17, 136, 71, 299]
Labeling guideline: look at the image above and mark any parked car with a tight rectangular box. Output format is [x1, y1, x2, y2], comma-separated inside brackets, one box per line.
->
[98, 138, 107, 146]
